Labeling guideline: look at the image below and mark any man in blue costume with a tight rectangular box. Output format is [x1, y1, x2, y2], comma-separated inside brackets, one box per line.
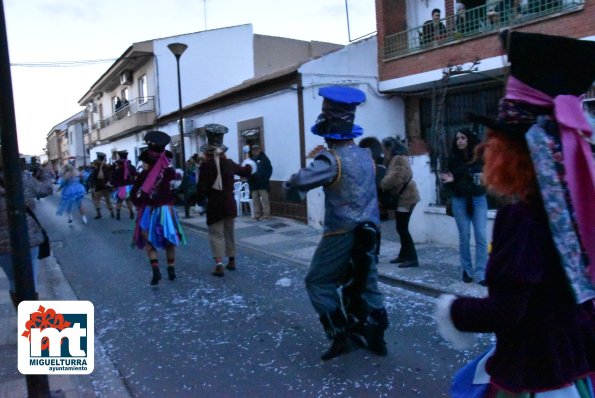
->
[284, 86, 389, 361]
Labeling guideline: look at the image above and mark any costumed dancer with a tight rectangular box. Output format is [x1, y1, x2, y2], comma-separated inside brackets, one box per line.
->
[90, 152, 115, 219]
[284, 86, 388, 361]
[196, 124, 253, 277]
[111, 150, 137, 220]
[130, 131, 186, 285]
[435, 30, 595, 396]
[56, 163, 88, 224]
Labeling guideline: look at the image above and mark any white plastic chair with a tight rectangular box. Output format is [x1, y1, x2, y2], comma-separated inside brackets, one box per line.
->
[239, 182, 254, 219]
[233, 181, 243, 215]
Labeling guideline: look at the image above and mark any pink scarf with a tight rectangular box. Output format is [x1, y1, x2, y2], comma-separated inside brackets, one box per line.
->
[141, 152, 170, 195]
[506, 76, 595, 274]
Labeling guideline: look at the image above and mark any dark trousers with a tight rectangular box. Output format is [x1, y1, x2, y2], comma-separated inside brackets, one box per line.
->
[394, 209, 417, 261]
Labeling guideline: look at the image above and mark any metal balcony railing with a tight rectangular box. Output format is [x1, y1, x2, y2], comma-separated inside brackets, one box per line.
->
[384, 0, 584, 59]
[90, 96, 155, 132]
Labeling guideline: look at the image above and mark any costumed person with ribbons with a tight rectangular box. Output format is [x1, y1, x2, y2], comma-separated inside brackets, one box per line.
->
[111, 150, 137, 221]
[284, 86, 389, 361]
[195, 124, 253, 277]
[89, 152, 115, 219]
[130, 131, 186, 286]
[435, 30, 595, 397]
[56, 162, 88, 224]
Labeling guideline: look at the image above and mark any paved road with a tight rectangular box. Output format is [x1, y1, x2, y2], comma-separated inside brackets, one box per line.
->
[31, 196, 492, 397]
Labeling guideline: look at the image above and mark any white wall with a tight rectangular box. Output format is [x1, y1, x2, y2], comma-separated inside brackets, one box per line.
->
[155, 25, 255, 118]
[90, 133, 145, 166]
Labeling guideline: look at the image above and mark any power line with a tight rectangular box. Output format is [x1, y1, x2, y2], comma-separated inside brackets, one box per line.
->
[10, 58, 117, 67]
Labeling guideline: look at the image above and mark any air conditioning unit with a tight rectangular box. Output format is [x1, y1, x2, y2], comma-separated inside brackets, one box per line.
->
[87, 103, 97, 113]
[120, 70, 133, 85]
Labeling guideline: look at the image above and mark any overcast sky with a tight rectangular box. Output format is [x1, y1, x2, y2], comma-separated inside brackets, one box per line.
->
[4, 0, 375, 155]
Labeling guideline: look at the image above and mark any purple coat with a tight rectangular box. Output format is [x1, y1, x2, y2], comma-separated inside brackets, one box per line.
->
[450, 201, 595, 393]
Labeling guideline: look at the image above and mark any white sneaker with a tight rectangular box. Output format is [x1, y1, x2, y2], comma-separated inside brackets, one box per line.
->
[82, 215, 88, 224]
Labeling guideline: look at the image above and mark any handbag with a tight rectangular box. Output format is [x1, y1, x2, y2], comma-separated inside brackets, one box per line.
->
[380, 176, 412, 209]
[25, 206, 50, 259]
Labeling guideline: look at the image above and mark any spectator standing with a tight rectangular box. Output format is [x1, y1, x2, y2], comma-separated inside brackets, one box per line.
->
[89, 152, 115, 219]
[380, 137, 420, 268]
[284, 86, 388, 361]
[196, 124, 253, 277]
[179, 156, 198, 218]
[436, 30, 595, 397]
[440, 129, 488, 285]
[111, 150, 137, 220]
[56, 163, 87, 224]
[0, 153, 53, 306]
[130, 131, 186, 285]
[421, 8, 447, 45]
[247, 144, 273, 221]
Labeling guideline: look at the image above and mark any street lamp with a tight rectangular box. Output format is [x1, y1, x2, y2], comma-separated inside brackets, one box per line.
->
[168, 42, 188, 169]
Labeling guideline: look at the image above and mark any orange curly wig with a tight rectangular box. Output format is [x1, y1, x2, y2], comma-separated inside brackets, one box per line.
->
[478, 130, 539, 202]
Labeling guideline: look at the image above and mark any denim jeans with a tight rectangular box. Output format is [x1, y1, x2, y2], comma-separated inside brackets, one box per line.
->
[451, 195, 488, 281]
[0, 248, 39, 292]
[305, 229, 384, 315]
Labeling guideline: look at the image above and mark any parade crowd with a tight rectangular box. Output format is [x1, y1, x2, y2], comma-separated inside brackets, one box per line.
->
[2, 30, 594, 397]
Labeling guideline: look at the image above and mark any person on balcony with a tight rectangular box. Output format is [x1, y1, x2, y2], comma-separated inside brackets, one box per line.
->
[421, 8, 447, 46]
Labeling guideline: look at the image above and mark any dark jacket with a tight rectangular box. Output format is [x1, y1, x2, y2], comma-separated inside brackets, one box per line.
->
[450, 201, 595, 393]
[445, 155, 486, 198]
[247, 152, 272, 191]
[197, 155, 252, 225]
[89, 161, 113, 191]
[130, 167, 176, 207]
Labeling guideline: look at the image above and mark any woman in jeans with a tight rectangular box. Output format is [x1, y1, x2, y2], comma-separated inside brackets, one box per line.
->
[380, 137, 420, 268]
[440, 129, 488, 285]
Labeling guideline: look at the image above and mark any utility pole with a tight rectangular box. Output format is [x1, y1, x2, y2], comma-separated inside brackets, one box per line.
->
[0, 0, 51, 396]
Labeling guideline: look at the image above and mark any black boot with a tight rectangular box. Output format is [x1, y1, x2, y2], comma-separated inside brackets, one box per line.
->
[110, 209, 115, 218]
[116, 209, 121, 220]
[129, 210, 134, 219]
[150, 267, 161, 285]
[167, 266, 176, 281]
[363, 308, 389, 356]
[94, 209, 102, 219]
[319, 309, 352, 361]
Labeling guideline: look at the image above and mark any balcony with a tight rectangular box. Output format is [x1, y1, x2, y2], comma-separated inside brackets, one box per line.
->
[384, 0, 584, 60]
[89, 96, 156, 143]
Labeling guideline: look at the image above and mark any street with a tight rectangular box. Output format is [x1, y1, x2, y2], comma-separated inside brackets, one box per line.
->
[36, 195, 492, 397]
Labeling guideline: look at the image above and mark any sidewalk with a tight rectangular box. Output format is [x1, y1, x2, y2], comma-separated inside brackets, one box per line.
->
[177, 206, 487, 299]
[0, 207, 485, 397]
[0, 258, 131, 398]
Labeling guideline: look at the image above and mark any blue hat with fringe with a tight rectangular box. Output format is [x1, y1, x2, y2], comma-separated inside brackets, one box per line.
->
[311, 86, 366, 140]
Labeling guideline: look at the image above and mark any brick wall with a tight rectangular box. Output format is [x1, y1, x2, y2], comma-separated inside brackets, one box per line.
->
[377, 2, 595, 82]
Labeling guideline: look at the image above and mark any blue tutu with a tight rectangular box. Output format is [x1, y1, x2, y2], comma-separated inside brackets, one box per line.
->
[133, 205, 186, 249]
[56, 179, 86, 215]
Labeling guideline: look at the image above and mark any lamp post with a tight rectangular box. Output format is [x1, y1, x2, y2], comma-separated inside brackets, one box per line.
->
[168, 42, 188, 169]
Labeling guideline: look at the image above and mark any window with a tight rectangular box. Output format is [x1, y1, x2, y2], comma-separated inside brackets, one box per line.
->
[112, 96, 119, 112]
[138, 75, 147, 103]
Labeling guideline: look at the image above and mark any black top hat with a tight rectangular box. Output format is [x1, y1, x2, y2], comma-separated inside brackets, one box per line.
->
[200, 124, 229, 153]
[117, 150, 128, 159]
[96, 152, 106, 161]
[502, 30, 595, 97]
[144, 131, 171, 153]
[468, 30, 595, 134]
